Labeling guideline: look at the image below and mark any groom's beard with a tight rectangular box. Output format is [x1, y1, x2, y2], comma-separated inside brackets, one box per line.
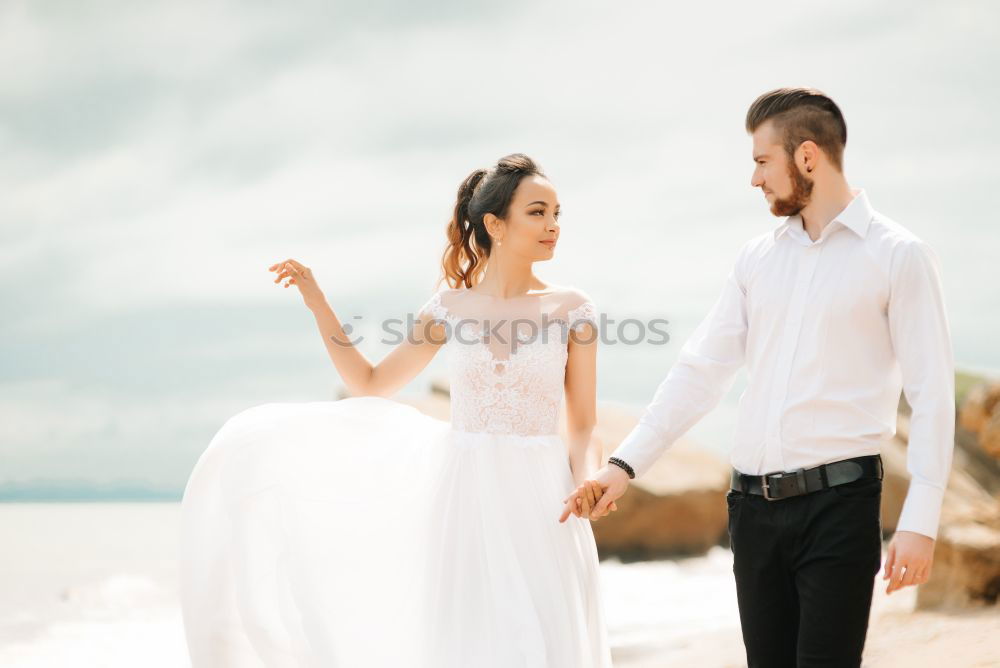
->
[769, 161, 814, 217]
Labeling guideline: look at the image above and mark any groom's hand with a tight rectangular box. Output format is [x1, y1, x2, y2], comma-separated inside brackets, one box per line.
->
[558, 465, 631, 523]
[559, 480, 611, 523]
[883, 530, 935, 594]
[586, 465, 631, 521]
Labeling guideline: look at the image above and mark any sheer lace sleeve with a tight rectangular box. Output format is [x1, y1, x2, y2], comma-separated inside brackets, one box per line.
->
[566, 292, 598, 334]
[418, 289, 449, 322]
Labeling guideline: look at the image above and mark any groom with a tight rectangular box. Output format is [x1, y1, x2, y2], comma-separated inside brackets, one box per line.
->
[562, 88, 955, 667]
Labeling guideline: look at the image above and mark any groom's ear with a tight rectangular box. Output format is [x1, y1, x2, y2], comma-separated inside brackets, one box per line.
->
[795, 140, 821, 173]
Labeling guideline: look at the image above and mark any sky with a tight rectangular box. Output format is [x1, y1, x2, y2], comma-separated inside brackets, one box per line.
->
[2, 0, 998, 493]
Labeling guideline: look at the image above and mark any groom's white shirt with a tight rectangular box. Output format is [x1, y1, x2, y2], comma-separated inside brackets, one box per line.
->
[611, 189, 955, 540]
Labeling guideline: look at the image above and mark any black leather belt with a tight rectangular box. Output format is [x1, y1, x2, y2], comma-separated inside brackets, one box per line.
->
[730, 454, 883, 501]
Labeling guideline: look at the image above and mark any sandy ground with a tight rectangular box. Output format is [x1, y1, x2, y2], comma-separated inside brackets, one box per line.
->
[4, 597, 994, 668]
[613, 576, 1000, 667]
[3, 504, 997, 667]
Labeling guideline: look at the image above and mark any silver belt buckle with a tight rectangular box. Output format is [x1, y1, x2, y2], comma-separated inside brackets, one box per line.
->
[761, 474, 778, 501]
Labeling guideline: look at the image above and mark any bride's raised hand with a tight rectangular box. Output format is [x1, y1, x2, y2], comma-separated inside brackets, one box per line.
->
[269, 259, 327, 312]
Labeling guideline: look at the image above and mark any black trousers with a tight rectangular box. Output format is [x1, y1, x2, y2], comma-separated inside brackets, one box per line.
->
[726, 463, 883, 668]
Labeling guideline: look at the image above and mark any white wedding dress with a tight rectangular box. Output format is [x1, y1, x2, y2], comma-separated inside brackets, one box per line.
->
[178, 286, 612, 667]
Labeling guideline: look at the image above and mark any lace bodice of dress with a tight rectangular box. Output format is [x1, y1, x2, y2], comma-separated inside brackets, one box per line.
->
[418, 286, 598, 437]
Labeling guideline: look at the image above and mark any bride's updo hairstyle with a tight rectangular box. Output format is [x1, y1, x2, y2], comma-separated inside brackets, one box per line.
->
[440, 153, 547, 289]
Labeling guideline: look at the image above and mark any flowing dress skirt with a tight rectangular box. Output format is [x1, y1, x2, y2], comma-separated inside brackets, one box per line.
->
[179, 396, 612, 667]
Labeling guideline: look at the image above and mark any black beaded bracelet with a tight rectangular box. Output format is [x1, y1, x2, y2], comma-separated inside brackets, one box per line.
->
[608, 457, 635, 479]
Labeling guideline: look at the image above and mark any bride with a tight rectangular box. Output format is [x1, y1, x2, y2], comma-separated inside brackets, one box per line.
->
[178, 153, 616, 667]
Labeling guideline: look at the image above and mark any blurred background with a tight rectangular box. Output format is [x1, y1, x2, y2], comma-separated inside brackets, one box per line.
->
[2, 0, 998, 665]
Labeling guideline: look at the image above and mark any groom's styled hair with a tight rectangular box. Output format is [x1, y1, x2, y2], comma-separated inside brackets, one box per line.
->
[745, 88, 848, 171]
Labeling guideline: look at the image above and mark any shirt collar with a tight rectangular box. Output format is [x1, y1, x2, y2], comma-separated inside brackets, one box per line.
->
[772, 188, 873, 241]
[773, 217, 795, 241]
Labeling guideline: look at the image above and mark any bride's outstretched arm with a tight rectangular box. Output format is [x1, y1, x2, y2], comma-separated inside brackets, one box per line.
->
[269, 259, 445, 397]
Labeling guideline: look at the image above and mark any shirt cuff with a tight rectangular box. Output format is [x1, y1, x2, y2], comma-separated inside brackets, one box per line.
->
[609, 421, 666, 480]
[894, 479, 947, 540]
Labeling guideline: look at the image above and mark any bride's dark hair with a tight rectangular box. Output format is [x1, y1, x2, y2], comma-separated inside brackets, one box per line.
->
[439, 153, 547, 289]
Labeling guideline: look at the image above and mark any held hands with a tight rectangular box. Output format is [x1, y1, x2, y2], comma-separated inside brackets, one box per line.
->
[883, 530, 935, 594]
[559, 480, 617, 523]
[558, 464, 632, 523]
[269, 259, 327, 311]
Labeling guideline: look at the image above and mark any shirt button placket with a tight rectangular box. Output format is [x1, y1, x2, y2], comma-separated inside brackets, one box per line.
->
[764, 241, 822, 471]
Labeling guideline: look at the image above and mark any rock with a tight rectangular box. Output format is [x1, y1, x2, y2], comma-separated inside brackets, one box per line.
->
[954, 426, 1000, 497]
[917, 521, 1000, 609]
[959, 382, 1000, 459]
[982, 417, 1000, 459]
[429, 377, 451, 398]
[958, 382, 1000, 436]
